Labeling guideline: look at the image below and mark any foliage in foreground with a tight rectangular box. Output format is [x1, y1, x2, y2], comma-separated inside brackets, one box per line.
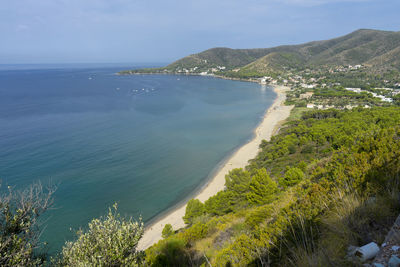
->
[60, 204, 144, 267]
[0, 183, 55, 266]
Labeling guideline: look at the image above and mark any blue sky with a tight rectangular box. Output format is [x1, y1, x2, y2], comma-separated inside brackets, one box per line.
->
[1, 0, 399, 64]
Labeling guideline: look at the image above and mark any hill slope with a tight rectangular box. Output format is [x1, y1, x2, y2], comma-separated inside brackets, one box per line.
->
[242, 29, 400, 72]
[120, 29, 400, 75]
[166, 47, 271, 69]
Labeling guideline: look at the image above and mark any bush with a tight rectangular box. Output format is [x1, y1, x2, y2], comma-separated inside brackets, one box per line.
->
[301, 144, 314, 154]
[205, 191, 236, 216]
[245, 205, 273, 229]
[246, 168, 279, 205]
[279, 167, 305, 188]
[183, 199, 205, 225]
[225, 168, 251, 197]
[0, 182, 55, 266]
[288, 144, 297, 154]
[61, 204, 144, 266]
[162, 224, 174, 239]
[145, 238, 198, 266]
[182, 222, 209, 243]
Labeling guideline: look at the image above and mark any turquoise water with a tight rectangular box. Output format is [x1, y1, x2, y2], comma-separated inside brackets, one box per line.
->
[0, 65, 275, 254]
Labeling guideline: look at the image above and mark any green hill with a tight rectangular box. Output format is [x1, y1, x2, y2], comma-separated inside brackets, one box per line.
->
[242, 29, 400, 72]
[166, 47, 271, 69]
[120, 29, 400, 75]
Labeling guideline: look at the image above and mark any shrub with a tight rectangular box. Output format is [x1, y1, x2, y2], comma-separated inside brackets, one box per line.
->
[145, 238, 198, 266]
[279, 167, 305, 188]
[0, 182, 55, 266]
[246, 168, 279, 205]
[61, 204, 144, 266]
[225, 168, 251, 196]
[245, 205, 273, 229]
[301, 144, 314, 154]
[162, 224, 174, 239]
[205, 191, 236, 216]
[182, 222, 209, 243]
[183, 199, 205, 225]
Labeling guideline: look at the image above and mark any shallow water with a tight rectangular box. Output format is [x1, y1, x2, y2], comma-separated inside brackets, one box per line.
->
[0, 65, 275, 253]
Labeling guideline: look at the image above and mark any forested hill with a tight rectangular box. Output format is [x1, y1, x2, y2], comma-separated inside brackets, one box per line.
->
[120, 29, 400, 75]
[146, 107, 400, 266]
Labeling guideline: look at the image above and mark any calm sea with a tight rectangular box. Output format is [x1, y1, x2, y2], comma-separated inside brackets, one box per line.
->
[0, 64, 275, 254]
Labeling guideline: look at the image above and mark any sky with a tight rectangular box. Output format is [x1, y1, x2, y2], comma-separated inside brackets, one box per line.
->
[1, 0, 399, 64]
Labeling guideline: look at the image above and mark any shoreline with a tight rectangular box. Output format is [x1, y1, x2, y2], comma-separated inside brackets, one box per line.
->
[117, 71, 260, 84]
[137, 84, 293, 250]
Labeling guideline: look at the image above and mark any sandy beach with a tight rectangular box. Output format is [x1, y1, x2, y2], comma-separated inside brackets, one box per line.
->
[138, 85, 293, 250]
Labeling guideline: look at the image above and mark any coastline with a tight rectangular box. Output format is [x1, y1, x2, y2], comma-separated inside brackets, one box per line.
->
[117, 71, 260, 84]
[137, 84, 293, 250]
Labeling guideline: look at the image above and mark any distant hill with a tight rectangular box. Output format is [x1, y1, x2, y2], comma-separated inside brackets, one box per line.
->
[165, 47, 271, 69]
[121, 29, 400, 75]
[242, 29, 400, 73]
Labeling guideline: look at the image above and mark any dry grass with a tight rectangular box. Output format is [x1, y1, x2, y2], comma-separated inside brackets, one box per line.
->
[282, 190, 400, 267]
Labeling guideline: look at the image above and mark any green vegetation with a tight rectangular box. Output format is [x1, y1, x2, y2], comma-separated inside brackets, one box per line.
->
[146, 106, 400, 266]
[162, 224, 174, 239]
[246, 168, 279, 205]
[0, 183, 55, 266]
[279, 167, 304, 188]
[60, 204, 143, 266]
[183, 199, 206, 225]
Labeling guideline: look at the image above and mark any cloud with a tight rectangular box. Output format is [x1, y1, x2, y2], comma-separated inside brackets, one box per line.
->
[0, 0, 396, 63]
[16, 24, 29, 32]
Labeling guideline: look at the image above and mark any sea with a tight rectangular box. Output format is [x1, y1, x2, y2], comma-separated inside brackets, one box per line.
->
[0, 64, 275, 254]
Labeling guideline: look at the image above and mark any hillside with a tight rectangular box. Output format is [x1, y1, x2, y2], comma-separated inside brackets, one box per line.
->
[145, 107, 400, 266]
[120, 29, 400, 75]
[166, 47, 271, 70]
[242, 29, 400, 73]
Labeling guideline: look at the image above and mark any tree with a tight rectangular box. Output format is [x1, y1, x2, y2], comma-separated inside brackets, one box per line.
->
[61, 204, 144, 266]
[246, 168, 279, 205]
[183, 199, 205, 225]
[279, 167, 305, 188]
[0, 182, 55, 266]
[205, 191, 236, 216]
[162, 224, 174, 239]
[225, 168, 251, 196]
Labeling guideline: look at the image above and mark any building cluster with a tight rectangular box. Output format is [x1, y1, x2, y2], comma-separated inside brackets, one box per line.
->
[306, 103, 370, 110]
[176, 65, 226, 76]
[345, 87, 393, 103]
[329, 64, 363, 73]
[259, 74, 322, 89]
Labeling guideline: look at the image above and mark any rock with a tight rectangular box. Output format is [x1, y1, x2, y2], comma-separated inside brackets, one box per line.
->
[388, 255, 400, 267]
[373, 263, 385, 267]
[391, 246, 400, 252]
[355, 242, 380, 262]
[375, 214, 400, 263]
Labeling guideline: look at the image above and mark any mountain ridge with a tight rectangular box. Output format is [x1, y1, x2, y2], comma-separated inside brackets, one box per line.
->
[120, 29, 400, 75]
